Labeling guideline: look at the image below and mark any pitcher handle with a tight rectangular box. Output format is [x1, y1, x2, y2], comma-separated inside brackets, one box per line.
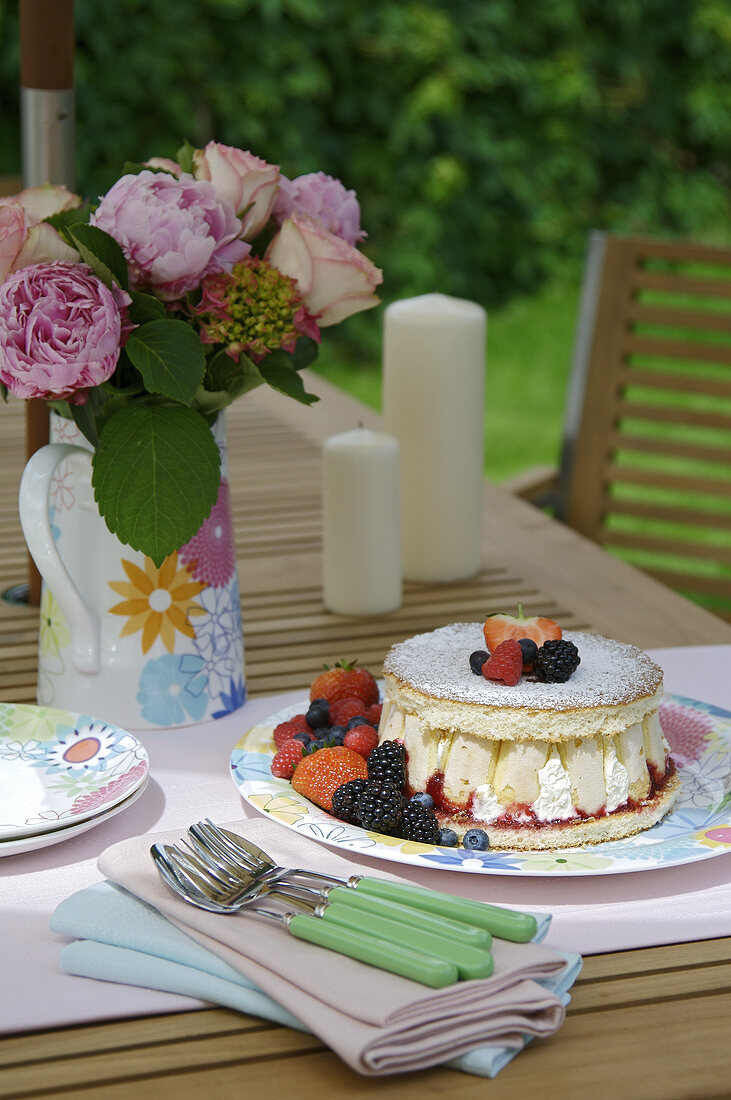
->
[18, 444, 101, 675]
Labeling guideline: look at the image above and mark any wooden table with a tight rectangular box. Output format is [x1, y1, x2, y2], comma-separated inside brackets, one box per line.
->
[1, 375, 730, 1099]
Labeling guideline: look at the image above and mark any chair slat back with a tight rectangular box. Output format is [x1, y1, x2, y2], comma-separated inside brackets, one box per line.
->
[561, 233, 731, 620]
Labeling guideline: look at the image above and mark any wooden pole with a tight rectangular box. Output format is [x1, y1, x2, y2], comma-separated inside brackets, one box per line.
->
[19, 0, 75, 606]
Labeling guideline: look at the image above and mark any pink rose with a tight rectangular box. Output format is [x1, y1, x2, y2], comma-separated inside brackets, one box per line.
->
[266, 212, 382, 326]
[0, 184, 80, 281]
[91, 170, 249, 300]
[0, 261, 128, 400]
[272, 172, 366, 247]
[193, 142, 279, 240]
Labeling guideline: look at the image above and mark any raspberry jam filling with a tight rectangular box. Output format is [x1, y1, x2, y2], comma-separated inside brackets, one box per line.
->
[423, 757, 676, 829]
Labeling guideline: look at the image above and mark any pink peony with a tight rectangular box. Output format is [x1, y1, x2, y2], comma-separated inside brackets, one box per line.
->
[91, 170, 250, 300]
[272, 172, 366, 247]
[0, 261, 129, 400]
[193, 142, 279, 240]
[266, 212, 382, 326]
[0, 184, 80, 281]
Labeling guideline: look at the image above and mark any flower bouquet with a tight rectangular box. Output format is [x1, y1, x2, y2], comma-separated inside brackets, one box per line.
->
[0, 141, 382, 565]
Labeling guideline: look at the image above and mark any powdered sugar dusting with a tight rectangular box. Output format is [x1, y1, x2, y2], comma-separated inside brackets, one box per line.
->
[383, 624, 662, 710]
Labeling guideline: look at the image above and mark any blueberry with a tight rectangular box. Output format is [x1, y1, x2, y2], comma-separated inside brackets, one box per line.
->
[438, 828, 459, 847]
[462, 828, 490, 851]
[306, 702, 330, 729]
[518, 638, 538, 665]
[469, 650, 489, 675]
[410, 791, 435, 810]
[346, 716, 370, 729]
[293, 731, 312, 746]
[309, 737, 329, 751]
[328, 725, 346, 744]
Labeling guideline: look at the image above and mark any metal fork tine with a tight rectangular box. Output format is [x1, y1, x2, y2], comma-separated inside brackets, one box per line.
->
[201, 820, 274, 870]
[189, 822, 260, 871]
[152, 845, 229, 909]
[177, 839, 241, 889]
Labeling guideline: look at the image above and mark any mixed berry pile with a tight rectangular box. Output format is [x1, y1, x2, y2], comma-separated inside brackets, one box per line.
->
[269, 660, 491, 851]
[474, 606, 580, 686]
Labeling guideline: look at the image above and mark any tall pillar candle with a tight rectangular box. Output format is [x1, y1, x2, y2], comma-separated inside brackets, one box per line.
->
[322, 428, 402, 616]
[383, 293, 487, 582]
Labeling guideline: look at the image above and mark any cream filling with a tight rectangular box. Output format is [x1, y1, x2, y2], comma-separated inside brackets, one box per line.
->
[604, 740, 630, 812]
[532, 747, 576, 822]
[471, 784, 501, 824]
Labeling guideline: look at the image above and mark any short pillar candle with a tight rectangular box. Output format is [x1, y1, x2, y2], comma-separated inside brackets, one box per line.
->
[322, 427, 402, 616]
[383, 293, 487, 583]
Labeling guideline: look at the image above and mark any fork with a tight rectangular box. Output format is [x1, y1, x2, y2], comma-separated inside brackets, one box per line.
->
[154, 840, 494, 981]
[192, 820, 538, 942]
[151, 841, 472, 987]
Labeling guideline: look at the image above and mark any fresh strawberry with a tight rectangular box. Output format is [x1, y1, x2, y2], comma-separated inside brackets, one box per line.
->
[343, 725, 379, 758]
[273, 715, 312, 749]
[291, 746, 369, 812]
[329, 696, 369, 727]
[309, 662, 379, 708]
[483, 604, 561, 653]
[481, 639, 523, 686]
[271, 739, 305, 778]
[365, 702, 383, 727]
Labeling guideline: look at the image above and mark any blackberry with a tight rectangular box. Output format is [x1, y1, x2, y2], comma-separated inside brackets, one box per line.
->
[534, 639, 580, 683]
[398, 801, 440, 844]
[367, 740, 406, 790]
[357, 781, 404, 834]
[469, 649, 489, 675]
[331, 779, 368, 824]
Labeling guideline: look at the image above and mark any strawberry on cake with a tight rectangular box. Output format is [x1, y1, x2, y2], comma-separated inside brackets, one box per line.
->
[377, 614, 680, 850]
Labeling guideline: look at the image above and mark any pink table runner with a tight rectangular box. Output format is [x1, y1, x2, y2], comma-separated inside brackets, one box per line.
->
[2, 645, 730, 1034]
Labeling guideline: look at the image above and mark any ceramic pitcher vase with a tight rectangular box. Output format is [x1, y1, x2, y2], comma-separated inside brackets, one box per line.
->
[19, 411, 246, 730]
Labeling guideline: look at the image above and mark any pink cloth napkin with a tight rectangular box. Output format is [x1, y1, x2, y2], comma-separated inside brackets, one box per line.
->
[98, 818, 569, 1075]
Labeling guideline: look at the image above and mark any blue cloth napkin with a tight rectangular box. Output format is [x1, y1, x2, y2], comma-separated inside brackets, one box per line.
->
[52, 882, 581, 1078]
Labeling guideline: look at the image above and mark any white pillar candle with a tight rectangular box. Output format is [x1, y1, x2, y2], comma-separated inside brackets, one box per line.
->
[383, 293, 487, 583]
[322, 428, 402, 616]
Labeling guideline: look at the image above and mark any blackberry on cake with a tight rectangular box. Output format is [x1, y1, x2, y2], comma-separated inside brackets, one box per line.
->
[534, 639, 581, 683]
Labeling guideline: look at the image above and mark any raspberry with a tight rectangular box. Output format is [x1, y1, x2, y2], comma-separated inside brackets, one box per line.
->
[329, 697, 369, 727]
[343, 724, 379, 758]
[365, 703, 382, 727]
[291, 746, 369, 812]
[271, 739, 305, 778]
[481, 639, 523, 686]
[273, 715, 312, 749]
[310, 662, 379, 708]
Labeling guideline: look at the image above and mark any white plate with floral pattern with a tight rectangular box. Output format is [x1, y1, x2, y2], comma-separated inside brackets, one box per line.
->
[0, 702, 149, 840]
[230, 693, 731, 877]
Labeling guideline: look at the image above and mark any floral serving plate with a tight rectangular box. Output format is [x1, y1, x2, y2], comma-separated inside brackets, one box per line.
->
[230, 693, 731, 877]
[0, 702, 149, 840]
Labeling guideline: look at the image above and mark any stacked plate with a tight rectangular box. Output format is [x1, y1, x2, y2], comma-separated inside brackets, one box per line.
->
[0, 702, 149, 857]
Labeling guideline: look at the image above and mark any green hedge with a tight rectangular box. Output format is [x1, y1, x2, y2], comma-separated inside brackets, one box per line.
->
[1, 0, 729, 319]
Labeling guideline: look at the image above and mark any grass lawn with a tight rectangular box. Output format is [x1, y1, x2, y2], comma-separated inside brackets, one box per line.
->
[312, 264, 582, 482]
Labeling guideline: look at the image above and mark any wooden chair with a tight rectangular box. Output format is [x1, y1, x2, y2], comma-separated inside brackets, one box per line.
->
[507, 232, 731, 621]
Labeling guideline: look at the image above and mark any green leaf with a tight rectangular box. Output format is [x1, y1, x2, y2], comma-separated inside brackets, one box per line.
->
[204, 351, 265, 402]
[176, 140, 196, 174]
[67, 224, 129, 291]
[44, 201, 93, 235]
[0, 382, 7, 402]
[290, 336, 320, 372]
[125, 320, 206, 405]
[258, 352, 320, 405]
[121, 160, 178, 177]
[92, 404, 221, 567]
[69, 401, 101, 449]
[128, 291, 166, 326]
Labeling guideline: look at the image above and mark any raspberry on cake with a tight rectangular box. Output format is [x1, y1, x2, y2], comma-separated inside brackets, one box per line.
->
[377, 622, 680, 850]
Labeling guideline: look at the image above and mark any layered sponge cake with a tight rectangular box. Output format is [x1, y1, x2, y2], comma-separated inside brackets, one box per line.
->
[378, 623, 680, 850]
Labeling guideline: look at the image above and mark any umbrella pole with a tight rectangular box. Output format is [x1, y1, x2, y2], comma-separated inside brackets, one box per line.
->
[18, 0, 75, 607]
